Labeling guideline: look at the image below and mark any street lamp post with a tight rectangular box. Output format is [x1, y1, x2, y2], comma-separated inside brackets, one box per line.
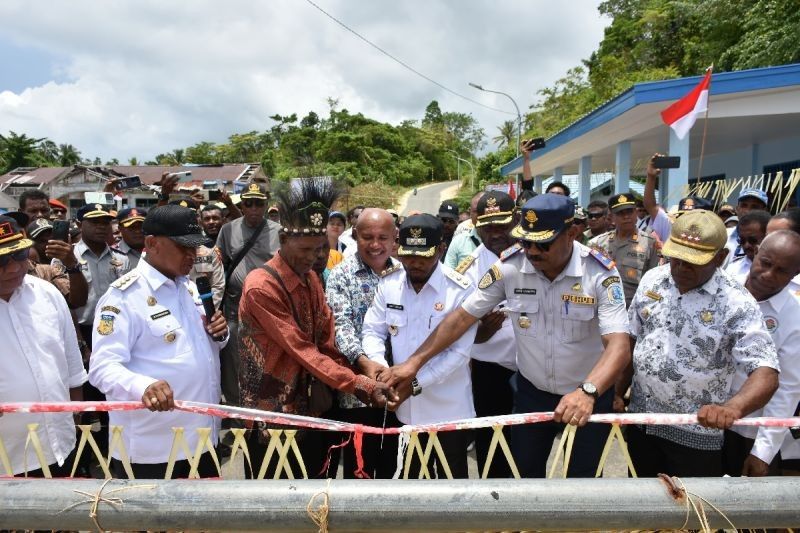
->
[468, 82, 522, 158]
[448, 149, 475, 192]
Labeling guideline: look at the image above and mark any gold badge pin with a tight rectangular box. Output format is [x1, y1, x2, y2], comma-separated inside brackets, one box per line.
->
[700, 310, 713, 324]
[434, 302, 444, 311]
[518, 315, 531, 329]
[147, 296, 157, 306]
[572, 282, 582, 292]
[388, 325, 398, 336]
[164, 331, 177, 343]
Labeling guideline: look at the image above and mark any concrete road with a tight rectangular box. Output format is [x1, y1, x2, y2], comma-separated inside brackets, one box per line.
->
[398, 180, 460, 216]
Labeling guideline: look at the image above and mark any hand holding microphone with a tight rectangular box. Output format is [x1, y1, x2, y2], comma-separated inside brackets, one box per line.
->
[196, 276, 226, 341]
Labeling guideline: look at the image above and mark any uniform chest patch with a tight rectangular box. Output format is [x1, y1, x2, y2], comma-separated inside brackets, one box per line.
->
[561, 294, 595, 305]
[764, 316, 778, 333]
[478, 265, 502, 289]
[514, 288, 537, 295]
[97, 314, 115, 335]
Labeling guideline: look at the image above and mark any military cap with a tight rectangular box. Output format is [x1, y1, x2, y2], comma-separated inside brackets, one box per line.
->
[397, 213, 443, 257]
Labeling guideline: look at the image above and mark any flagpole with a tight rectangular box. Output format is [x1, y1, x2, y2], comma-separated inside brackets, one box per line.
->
[696, 65, 713, 184]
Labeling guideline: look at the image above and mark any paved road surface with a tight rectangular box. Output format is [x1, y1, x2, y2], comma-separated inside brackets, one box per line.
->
[399, 180, 460, 216]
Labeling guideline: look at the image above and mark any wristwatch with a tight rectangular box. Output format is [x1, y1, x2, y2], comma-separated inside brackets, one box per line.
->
[579, 381, 598, 399]
[411, 378, 422, 396]
[64, 264, 82, 274]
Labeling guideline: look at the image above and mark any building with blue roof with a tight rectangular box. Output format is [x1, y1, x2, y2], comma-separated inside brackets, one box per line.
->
[502, 63, 800, 209]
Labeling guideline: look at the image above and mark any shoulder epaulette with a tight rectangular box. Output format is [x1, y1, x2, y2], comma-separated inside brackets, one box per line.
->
[499, 243, 522, 262]
[588, 247, 616, 270]
[444, 268, 471, 289]
[454, 255, 476, 274]
[380, 263, 403, 278]
[110, 246, 128, 256]
[111, 270, 140, 290]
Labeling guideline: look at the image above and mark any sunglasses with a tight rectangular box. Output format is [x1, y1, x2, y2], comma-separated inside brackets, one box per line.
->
[243, 200, 266, 208]
[738, 236, 761, 246]
[587, 212, 605, 219]
[521, 240, 554, 252]
[0, 248, 30, 267]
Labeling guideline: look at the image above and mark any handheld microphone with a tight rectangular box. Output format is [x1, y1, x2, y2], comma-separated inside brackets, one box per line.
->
[196, 276, 225, 341]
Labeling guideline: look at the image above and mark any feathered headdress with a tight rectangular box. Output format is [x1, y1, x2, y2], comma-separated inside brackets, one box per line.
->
[274, 177, 341, 235]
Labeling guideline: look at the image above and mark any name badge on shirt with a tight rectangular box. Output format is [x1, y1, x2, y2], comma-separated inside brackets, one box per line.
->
[514, 288, 537, 295]
[561, 294, 595, 305]
[387, 303, 404, 310]
[150, 310, 171, 320]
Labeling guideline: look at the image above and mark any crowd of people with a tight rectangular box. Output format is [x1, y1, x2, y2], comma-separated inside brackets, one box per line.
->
[1, 153, 799, 481]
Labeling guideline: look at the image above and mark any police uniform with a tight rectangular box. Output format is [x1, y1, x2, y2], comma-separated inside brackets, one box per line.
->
[190, 245, 225, 310]
[112, 207, 147, 271]
[461, 194, 629, 477]
[588, 194, 659, 307]
[454, 191, 517, 478]
[363, 214, 476, 478]
[88, 206, 226, 478]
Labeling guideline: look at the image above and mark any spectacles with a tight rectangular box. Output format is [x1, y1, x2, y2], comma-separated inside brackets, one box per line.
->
[587, 212, 605, 219]
[0, 248, 31, 267]
[243, 200, 266, 208]
[738, 236, 761, 246]
[521, 239, 553, 252]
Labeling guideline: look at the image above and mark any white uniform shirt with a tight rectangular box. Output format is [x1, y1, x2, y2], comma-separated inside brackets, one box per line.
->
[73, 240, 129, 325]
[463, 241, 629, 395]
[730, 273, 800, 463]
[788, 274, 800, 303]
[0, 276, 87, 474]
[362, 263, 476, 425]
[339, 228, 357, 258]
[457, 244, 516, 370]
[89, 260, 226, 464]
[725, 255, 752, 279]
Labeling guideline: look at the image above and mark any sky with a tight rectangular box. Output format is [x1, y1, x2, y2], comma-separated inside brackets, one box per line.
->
[0, 1, 608, 163]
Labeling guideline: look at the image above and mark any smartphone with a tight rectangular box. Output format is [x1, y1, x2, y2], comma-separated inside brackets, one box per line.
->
[208, 189, 223, 201]
[51, 220, 70, 242]
[523, 137, 546, 150]
[113, 175, 142, 190]
[653, 156, 681, 169]
[169, 171, 193, 182]
[84, 192, 114, 205]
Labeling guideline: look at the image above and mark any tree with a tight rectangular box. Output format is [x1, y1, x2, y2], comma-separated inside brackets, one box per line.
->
[422, 100, 444, 128]
[58, 144, 82, 166]
[0, 131, 47, 173]
[128, 156, 139, 165]
[493, 120, 517, 148]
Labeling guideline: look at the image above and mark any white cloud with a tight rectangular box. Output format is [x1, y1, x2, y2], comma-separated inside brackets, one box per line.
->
[0, 0, 608, 161]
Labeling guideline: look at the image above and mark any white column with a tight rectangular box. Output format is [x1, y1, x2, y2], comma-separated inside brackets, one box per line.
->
[578, 156, 591, 207]
[534, 175, 543, 194]
[666, 129, 690, 208]
[615, 141, 631, 194]
[552, 167, 563, 184]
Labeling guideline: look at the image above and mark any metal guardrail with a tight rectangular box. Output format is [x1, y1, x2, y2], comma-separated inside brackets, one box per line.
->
[2, 477, 800, 531]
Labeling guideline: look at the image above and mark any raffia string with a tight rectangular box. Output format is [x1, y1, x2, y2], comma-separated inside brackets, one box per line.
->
[306, 477, 331, 533]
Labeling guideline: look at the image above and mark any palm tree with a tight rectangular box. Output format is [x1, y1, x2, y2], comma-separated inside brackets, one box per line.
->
[0, 131, 47, 172]
[58, 144, 82, 166]
[492, 120, 516, 148]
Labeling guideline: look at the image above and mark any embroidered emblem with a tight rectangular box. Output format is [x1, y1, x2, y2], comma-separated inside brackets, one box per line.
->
[525, 210, 538, 225]
[248, 183, 260, 192]
[561, 294, 596, 305]
[101, 305, 121, 314]
[618, 194, 628, 203]
[608, 284, 624, 305]
[97, 314, 115, 336]
[601, 276, 621, 288]
[478, 265, 502, 289]
[645, 290, 662, 301]
[500, 243, 522, 261]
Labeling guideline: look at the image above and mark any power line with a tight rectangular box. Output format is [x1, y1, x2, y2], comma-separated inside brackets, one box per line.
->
[304, 0, 516, 116]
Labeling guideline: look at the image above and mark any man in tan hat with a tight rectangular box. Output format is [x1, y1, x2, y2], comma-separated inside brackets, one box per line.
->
[621, 209, 779, 477]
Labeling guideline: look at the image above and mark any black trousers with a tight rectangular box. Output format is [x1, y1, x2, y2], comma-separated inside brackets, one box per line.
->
[78, 324, 109, 474]
[404, 429, 470, 479]
[14, 446, 78, 478]
[721, 429, 781, 476]
[333, 407, 400, 479]
[510, 372, 613, 478]
[110, 450, 218, 479]
[471, 359, 515, 478]
[627, 424, 723, 477]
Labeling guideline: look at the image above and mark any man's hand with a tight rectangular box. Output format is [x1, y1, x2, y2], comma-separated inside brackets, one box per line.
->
[204, 310, 228, 339]
[475, 310, 504, 344]
[613, 394, 626, 413]
[369, 382, 400, 410]
[159, 172, 179, 196]
[646, 153, 663, 182]
[45, 239, 77, 268]
[356, 355, 386, 381]
[381, 360, 416, 389]
[553, 389, 595, 427]
[742, 454, 770, 477]
[220, 190, 234, 207]
[142, 380, 175, 412]
[697, 403, 741, 429]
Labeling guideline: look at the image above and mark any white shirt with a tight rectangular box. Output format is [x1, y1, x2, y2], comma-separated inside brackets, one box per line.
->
[362, 263, 476, 425]
[788, 274, 800, 303]
[89, 260, 226, 464]
[651, 208, 673, 243]
[463, 241, 629, 395]
[0, 276, 87, 474]
[339, 228, 357, 258]
[730, 274, 800, 463]
[725, 255, 752, 279]
[458, 244, 516, 370]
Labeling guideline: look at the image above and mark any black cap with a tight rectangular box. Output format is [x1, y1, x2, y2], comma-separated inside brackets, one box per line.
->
[608, 192, 637, 213]
[476, 191, 515, 227]
[3, 211, 30, 228]
[438, 200, 459, 220]
[77, 203, 114, 221]
[26, 218, 54, 239]
[142, 205, 207, 248]
[116, 207, 147, 227]
[240, 181, 268, 200]
[169, 197, 198, 211]
[0, 215, 34, 256]
[398, 213, 442, 257]
[678, 196, 712, 212]
[510, 193, 575, 243]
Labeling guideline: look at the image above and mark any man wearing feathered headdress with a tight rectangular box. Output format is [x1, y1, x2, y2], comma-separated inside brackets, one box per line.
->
[237, 177, 396, 478]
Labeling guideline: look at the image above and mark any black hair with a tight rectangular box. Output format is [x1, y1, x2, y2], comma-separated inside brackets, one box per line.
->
[738, 209, 771, 232]
[516, 190, 537, 208]
[274, 177, 341, 233]
[19, 189, 49, 210]
[546, 181, 571, 196]
[201, 204, 223, 215]
[771, 208, 800, 235]
[347, 205, 366, 218]
[587, 200, 608, 212]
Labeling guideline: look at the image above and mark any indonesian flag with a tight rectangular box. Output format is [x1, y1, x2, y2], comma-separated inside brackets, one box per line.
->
[660, 67, 712, 140]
